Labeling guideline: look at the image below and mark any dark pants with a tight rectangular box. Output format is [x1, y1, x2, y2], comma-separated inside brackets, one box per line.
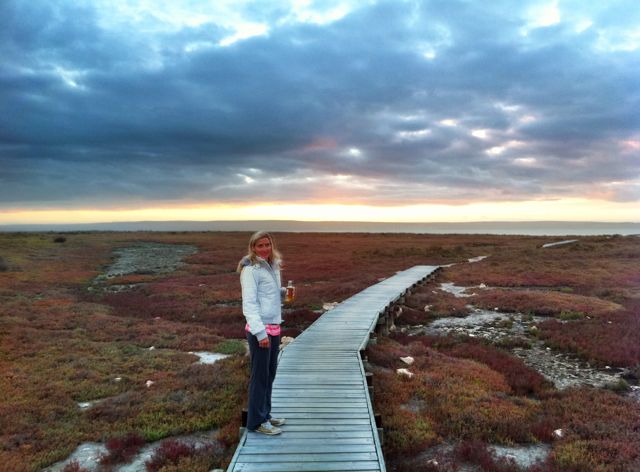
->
[246, 332, 280, 430]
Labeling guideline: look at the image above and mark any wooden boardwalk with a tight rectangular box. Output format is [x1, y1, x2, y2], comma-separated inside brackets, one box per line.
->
[227, 265, 440, 472]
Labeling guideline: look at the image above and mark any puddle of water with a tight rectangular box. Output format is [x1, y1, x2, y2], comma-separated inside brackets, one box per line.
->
[44, 442, 107, 472]
[422, 308, 624, 389]
[99, 284, 142, 293]
[417, 283, 626, 390]
[468, 255, 489, 263]
[428, 307, 517, 331]
[44, 431, 218, 472]
[440, 255, 488, 270]
[78, 400, 103, 410]
[512, 346, 621, 389]
[415, 442, 551, 470]
[439, 281, 488, 298]
[491, 444, 551, 468]
[77, 392, 134, 411]
[541, 239, 578, 248]
[189, 351, 230, 364]
[439, 282, 475, 298]
[93, 243, 197, 287]
[106, 243, 197, 277]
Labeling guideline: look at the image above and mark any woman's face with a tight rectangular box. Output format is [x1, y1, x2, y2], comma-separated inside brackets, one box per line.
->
[253, 237, 272, 260]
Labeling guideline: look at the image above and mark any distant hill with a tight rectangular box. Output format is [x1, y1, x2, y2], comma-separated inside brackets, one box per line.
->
[1, 220, 639, 235]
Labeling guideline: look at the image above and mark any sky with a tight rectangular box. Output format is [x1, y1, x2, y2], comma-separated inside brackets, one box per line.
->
[1, 0, 639, 224]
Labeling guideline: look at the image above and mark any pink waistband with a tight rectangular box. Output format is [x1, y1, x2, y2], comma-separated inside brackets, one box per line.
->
[245, 323, 281, 336]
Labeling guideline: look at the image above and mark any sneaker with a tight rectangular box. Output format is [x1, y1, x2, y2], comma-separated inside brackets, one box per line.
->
[269, 417, 286, 427]
[254, 421, 282, 435]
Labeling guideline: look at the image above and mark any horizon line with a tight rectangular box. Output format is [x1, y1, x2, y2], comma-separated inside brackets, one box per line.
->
[2, 220, 639, 238]
[2, 219, 640, 227]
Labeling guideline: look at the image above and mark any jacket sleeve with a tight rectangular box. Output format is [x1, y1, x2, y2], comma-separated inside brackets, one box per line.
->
[276, 265, 285, 298]
[240, 266, 267, 341]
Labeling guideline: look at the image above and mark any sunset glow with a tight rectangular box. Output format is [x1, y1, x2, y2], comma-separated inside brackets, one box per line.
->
[1, 199, 637, 225]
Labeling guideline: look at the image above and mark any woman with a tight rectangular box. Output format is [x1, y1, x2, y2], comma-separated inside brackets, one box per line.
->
[237, 231, 287, 435]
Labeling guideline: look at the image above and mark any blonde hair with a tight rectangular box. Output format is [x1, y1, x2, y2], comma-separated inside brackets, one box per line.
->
[236, 231, 282, 272]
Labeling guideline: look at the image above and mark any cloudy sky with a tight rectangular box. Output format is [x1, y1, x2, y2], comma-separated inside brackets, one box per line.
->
[1, 0, 639, 223]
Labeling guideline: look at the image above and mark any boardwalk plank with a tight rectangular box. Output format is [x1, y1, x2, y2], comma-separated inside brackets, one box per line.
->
[268, 417, 371, 424]
[233, 462, 381, 471]
[242, 444, 376, 454]
[271, 403, 368, 408]
[237, 452, 378, 462]
[246, 431, 374, 441]
[271, 407, 369, 413]
[254, 424, 372, 432]
[246, 438, 374, 446]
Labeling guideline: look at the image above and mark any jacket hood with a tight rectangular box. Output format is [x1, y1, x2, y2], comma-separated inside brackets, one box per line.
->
[239, 255, 252, 268]
[239, 255, 281, 269]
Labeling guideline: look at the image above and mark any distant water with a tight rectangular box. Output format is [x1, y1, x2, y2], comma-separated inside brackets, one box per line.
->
[1, 220, 639, 236]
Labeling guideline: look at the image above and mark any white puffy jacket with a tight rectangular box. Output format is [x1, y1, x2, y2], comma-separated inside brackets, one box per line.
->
[240, 256, 284, 341]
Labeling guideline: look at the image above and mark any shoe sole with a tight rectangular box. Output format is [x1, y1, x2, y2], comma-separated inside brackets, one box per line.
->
[253, 427, 282, 435]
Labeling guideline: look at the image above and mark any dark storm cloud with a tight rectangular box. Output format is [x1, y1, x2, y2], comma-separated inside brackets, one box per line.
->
[1, 0, 638, 209]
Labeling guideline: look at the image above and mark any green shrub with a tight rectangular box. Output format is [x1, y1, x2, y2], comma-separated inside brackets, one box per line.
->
[604, 378, 630, 393]
[214, 339, 246, 355]
[558, 311, 585, 321]
[494, 318, 514, 329]
[495, 336, 531, 349]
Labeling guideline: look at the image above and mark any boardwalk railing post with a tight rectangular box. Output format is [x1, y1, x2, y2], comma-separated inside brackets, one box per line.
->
[239, 409, 247, 436]
[375, 413, 384, 446]
[376, 311, 389, 336]
[366, 371, 375, 401]
[361, 348, 373, 377]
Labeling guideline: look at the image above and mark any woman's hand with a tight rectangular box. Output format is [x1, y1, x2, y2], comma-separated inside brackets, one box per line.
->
[259, 337, 270, 349]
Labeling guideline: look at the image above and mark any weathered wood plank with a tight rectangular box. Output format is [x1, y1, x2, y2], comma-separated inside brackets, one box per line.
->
[267, 417, 371, 423]
[246, 431, 374, 441]
[274, 382, 364, 388]
[232, 462, 381, 471]
[241, 444, 376, 454]
[270, 407, 369, 413]
[271, 388, 364, 393]
[271, 402, 368, 408]
[246, 437, 374, 445]
[237, 452, 378, 462]
[271, 392, 365, 397]
[257, 424, 372, 432]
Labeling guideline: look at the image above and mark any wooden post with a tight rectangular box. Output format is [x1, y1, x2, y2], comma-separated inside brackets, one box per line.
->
[375, 414, 384, 445]
[366, 372, 373, 385]
[376, 311, 389, 336]
[239, 409, 247, 436]
[366, 372, 374, 400]
[361, 348, 372, 372]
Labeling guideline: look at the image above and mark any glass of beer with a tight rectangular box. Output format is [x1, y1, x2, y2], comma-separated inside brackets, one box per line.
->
[285, 280, 295, 303]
